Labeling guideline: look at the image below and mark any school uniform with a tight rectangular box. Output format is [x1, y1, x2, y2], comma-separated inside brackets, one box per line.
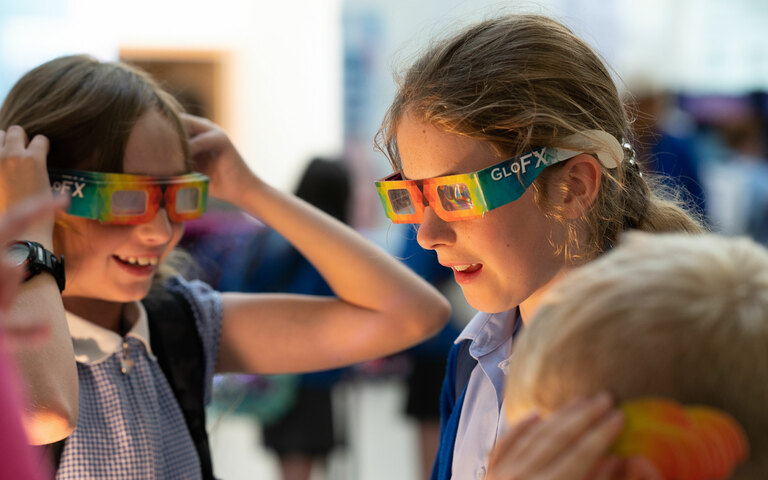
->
[56, 277, 221, 480]
[432, 308, 522, 480]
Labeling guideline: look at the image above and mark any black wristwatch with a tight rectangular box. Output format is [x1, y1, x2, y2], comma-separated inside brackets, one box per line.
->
[6, 241, 66, 292]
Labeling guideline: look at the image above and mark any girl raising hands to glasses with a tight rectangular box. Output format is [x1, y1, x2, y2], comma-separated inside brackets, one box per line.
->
[0, 54, 449, 479]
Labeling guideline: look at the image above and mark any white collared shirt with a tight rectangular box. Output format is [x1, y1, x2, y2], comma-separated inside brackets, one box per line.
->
[57, 276, 222, 480]
[68, 301, 156, 365]
[451, 309, 519, 480]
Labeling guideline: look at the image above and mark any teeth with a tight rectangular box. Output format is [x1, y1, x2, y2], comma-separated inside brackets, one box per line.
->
[453, 264, 472, 272]
[118, 255, 159, 266]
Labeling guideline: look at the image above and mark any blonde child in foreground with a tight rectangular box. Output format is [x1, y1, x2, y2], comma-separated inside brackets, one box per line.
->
[489, 232, 768, 480]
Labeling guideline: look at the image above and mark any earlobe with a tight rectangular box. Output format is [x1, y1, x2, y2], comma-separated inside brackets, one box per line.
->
[560, 154, 602, 219]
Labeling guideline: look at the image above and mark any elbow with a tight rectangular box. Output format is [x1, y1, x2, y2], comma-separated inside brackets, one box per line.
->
[413, 293, 452, 339]
[430, 296, 452, 334]
[24, 394, 78, 445]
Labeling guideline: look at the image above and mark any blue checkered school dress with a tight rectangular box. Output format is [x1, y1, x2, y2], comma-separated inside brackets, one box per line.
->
[56, 276, 222, 480]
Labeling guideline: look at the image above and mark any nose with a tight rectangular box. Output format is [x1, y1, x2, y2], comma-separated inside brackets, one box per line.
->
[416, 207, 455, 250]
[136, 207, 175, 245]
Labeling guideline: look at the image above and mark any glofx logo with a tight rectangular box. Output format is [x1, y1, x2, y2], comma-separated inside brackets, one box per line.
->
[490, 148, 555, 181]
[51, 179, 86, 198]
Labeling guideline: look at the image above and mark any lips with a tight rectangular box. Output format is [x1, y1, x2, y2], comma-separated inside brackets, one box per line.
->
[445, 262, 483, 284]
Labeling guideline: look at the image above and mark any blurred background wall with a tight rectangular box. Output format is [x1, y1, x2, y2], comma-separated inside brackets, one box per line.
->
[2, 1, 767, 479]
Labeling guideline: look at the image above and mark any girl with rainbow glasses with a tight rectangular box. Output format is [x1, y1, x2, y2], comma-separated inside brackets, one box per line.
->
[0, 55, 450, 479]
[373, 14, 704, 480]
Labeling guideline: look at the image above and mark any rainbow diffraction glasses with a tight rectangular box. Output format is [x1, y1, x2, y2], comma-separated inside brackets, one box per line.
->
[376, 146, 579, 224]
[48, 168, 209, 225]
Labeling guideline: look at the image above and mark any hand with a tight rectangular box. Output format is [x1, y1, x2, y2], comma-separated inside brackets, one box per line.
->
[487, 393, 627, 480]
[0, 126, 55, 237]
[182, 113, 258, 206]
[0, 194, 69, 347]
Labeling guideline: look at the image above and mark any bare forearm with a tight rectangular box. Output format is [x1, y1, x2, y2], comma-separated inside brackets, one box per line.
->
[218, 293, 447, 374]
[233, 176, 449, 321]
[11, 276, 78, 445]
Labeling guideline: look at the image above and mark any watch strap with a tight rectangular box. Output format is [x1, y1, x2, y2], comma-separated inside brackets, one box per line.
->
[12, 241, 66, 293]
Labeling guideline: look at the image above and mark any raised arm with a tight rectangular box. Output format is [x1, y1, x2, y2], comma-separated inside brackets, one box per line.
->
[0, 127, 78, 444]
[183, 114, 450, 374]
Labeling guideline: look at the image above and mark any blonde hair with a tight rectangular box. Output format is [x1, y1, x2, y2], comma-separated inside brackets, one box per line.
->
[505, 232, 768, 477]
[376, 15, 702, 262]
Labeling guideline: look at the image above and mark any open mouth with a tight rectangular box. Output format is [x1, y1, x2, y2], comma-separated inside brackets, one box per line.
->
[453, 264, 482, 274]
[114, 255, 159, 266]
[113, 255, 159, 275]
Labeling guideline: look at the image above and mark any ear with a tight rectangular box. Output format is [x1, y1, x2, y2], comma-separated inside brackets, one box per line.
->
[557, 154, 602, 219]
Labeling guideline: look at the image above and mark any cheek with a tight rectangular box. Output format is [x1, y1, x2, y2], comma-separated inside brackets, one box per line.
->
[54, 219, 129, 266]
[169, 223, 185, 249]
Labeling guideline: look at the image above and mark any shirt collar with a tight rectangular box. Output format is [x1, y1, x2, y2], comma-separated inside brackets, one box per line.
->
[66, 302, 155, 364]
[455, 308, 521, 357]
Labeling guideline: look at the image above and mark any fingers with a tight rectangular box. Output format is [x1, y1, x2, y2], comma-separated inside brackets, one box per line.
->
[27, 134, 51, 158]
[489, 411, 541, 470]
[513, 394, 614, 472]
[187, 129, 225, 157]
[0, 194, 69, 245]
[0, 126, 49, 152]
[181, 112, 215, 136]
[4, 125, 30, 150]
[488, 393, 623, 480]
[543, 407, 624, 480]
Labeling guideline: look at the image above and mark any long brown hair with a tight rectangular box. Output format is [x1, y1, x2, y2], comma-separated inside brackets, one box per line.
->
[0, 54, 189, 172]
[376, 15, 703, 262]
[0, 55, 192, 278]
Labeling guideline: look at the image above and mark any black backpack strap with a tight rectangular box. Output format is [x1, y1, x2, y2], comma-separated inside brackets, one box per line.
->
[454, 339, 477, 400]
[143, 286, 215, 480]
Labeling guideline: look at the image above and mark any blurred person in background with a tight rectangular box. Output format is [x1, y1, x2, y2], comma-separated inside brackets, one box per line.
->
[625, 76, 707, 218]
[395, 230, 464, 480]
[185, 157, 352, 480]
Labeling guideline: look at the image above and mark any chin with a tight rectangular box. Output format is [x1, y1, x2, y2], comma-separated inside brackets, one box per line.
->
[118, 283, 154, 302]
[85, 281, 153, 303]
[464, 292, 516, 314]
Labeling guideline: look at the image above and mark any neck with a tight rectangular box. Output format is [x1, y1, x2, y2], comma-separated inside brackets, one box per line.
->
[62, 296, 126, 333]
[518, 267, 571, 325]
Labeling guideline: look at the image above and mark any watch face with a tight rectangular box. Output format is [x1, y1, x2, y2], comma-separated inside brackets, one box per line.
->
[5, 243, 31, 267]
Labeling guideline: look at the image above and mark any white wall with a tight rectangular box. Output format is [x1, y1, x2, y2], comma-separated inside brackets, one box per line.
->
[0, 0, 343, 191]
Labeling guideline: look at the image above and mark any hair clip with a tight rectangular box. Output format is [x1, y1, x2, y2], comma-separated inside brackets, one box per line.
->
[622, 140, 642, 177]
[611, 398, 748, 480]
